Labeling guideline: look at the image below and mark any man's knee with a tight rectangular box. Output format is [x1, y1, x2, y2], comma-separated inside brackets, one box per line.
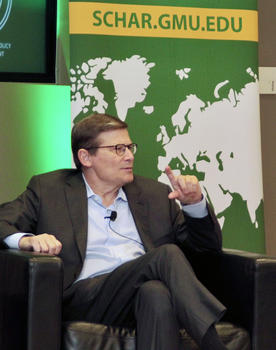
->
[135, 280, 172, 315]
[153, 244, 194, 274]
[155, 243, 188, 264]
[158, 243, 183, 256]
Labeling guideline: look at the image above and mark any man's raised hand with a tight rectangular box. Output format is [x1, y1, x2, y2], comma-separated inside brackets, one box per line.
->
[165, 166, 202, 205]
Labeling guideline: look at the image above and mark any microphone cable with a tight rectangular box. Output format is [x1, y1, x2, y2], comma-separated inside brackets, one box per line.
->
[104, 211, 144, 247]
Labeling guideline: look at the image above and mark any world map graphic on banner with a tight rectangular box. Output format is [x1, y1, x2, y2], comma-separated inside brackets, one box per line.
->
[70, 53, 264, 252]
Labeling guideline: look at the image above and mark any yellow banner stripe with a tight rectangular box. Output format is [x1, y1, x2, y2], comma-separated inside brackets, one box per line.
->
[69, 2, 258, 42]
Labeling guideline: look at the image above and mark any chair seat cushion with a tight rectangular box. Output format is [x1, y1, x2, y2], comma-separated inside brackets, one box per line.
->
[62, 321, 250, 350]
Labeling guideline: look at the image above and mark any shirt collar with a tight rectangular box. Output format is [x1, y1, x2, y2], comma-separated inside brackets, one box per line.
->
[82, 173, 127, 202]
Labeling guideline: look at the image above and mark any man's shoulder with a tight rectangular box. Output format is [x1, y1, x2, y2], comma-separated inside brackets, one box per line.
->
[133, 174, 165, 185]
[30, 168, 82, 185]
[34, 168, 79, 177]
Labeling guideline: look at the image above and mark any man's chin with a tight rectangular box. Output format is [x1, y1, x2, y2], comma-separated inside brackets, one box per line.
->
[123, 173, 134, 185]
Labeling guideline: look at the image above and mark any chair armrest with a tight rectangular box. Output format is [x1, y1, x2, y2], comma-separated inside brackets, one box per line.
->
[0, 249, 63, 350]
[186, 248, 276, 350]
[217, 249, 276, 350]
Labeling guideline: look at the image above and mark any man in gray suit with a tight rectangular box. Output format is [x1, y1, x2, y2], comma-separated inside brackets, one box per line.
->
[0, 114, 227, 349]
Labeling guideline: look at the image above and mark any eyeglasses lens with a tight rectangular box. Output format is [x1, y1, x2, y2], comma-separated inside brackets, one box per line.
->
[115, 144, 137, 156]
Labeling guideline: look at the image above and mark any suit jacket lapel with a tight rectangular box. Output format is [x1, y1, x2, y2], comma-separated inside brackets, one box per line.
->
[124, 179, 154, 251]
[65, 171, 88, 262]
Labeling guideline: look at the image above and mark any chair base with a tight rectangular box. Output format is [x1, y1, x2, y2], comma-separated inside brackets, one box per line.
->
[63, 321, 250, 350]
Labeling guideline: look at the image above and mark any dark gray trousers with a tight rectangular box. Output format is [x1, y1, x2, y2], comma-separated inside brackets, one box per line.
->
[63, 244, 226, 350]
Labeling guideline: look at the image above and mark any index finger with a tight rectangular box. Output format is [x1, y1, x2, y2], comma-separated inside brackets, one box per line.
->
[165, 166, 179, 190]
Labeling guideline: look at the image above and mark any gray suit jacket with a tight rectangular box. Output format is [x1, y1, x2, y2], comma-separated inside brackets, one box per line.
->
[0, 169, 222, 290]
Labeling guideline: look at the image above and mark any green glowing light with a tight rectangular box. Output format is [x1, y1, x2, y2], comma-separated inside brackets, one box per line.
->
[0, 82, 71, 202]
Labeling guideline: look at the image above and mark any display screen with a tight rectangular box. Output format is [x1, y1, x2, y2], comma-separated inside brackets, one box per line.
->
[0, 0, 57, 83]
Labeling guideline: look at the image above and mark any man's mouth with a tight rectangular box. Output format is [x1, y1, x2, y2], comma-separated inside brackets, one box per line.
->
[122, 167, 133, 172]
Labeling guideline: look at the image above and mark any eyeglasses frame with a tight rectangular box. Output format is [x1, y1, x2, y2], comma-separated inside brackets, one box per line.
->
[86, 143, 138, 156]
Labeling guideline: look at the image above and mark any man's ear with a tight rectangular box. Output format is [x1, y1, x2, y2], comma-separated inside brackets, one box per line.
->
[77, 149, 93, 168]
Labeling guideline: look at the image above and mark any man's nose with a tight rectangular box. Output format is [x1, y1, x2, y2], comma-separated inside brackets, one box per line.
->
[124, 147, 135, 160]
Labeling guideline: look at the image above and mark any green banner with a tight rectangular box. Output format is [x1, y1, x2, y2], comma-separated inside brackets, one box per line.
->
[69, 0, 265, 253]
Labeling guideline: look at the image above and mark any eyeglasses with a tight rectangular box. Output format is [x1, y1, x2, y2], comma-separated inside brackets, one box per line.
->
[87, 143, 137, 156]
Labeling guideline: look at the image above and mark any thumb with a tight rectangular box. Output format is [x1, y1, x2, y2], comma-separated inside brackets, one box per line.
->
[168, 190, 179, 200]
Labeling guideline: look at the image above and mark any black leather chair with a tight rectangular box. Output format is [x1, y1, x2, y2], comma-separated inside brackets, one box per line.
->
[0, 248, 275, 350]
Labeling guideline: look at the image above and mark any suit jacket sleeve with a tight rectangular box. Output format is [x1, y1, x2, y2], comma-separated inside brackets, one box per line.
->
[166, 182, 222, 252]
[125, 175, 222, 253]
[0, 176, 40, 245]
